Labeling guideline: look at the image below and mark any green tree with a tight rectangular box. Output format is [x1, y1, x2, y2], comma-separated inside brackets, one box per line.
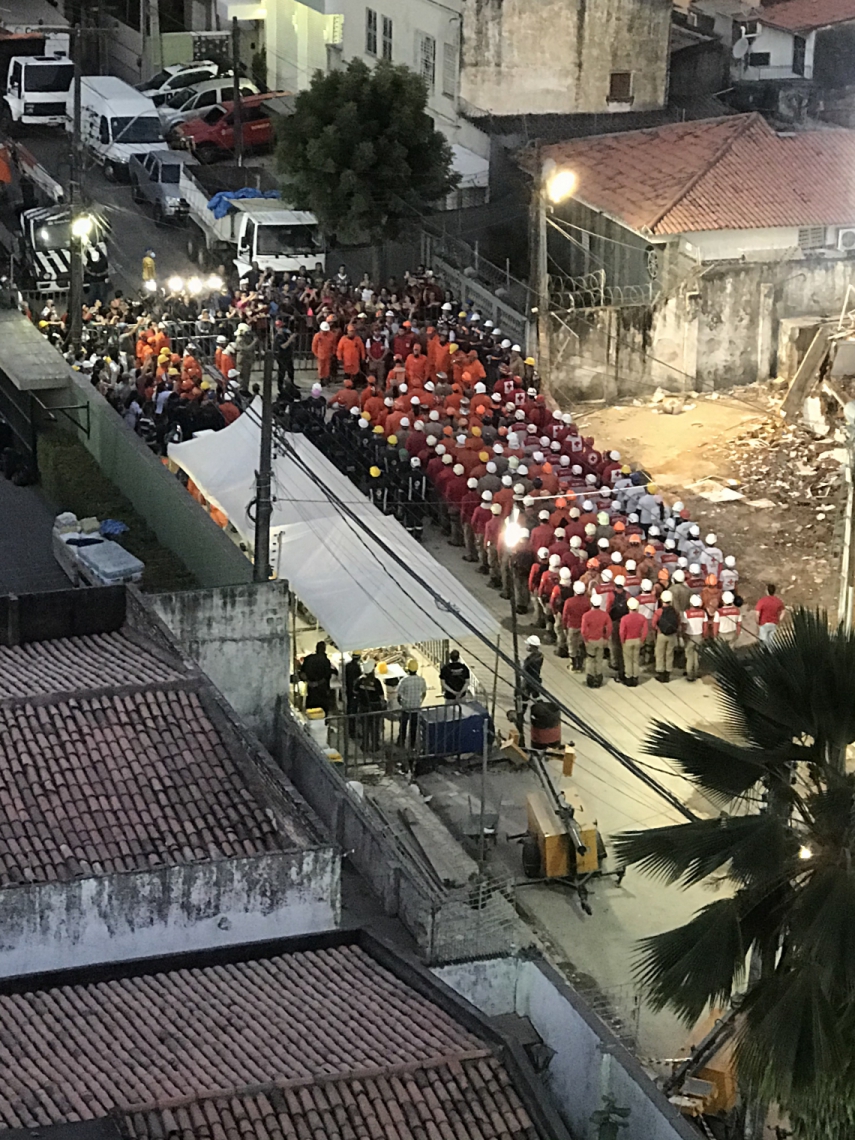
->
[613, 610, 855, 1137]
[276, 58, 458, 252]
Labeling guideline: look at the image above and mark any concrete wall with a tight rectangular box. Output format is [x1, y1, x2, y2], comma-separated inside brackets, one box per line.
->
[0, 850, 338, 978]
[546, 254, 855, 399]
[436, 956, 699, 1140]
[150, 581, 289, 748]
[733, 24, 814, 82]
[266, 0, 334, 92]
[460, 0, 672, 116]
[44, 377, 253, 589]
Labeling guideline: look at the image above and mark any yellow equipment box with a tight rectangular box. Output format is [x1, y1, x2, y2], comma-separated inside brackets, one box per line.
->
[526, 790, 570, 878]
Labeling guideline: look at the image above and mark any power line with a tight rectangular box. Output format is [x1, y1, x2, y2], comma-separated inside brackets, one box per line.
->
[241, 406, 697, 823]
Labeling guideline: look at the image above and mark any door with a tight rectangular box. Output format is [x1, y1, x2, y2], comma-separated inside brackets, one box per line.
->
[237, 218, 255, 266]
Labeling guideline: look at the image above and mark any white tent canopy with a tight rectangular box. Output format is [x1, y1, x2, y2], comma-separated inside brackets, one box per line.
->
[168, 401, 500, 651]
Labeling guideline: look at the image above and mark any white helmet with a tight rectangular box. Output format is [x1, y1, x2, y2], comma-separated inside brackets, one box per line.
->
[537, 546, 550, 559]
[672, 569, 685, 582]
[319, 321, 330, 331]
[691, 594, 702, 606]
[705, 533, 717, 545]
[559, 567, 572, 582]
[625, 559, 637, 571]
[690, 563, 701, 575]
[573, 580, 586, 594]
[641, 578, 653, 591]
[601, 568, 613, 582]
[627, 596, 639, 610]
[722, 591, 735, 604]
[548, 554, 561, 568]
[526, 635, 541, 647]
[725, 555, 736, 568]
[661, 590, 673, 603]
[590, 592, 602, 607]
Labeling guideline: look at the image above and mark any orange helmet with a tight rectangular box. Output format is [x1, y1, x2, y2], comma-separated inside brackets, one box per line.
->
[613, 520, 626, 532]
[628, 533, 642, 544]
[586, 559, 598, 570]
[705, 573, 718, 586]
[644, 544, 656, 556]
[658, 569, 670, 583]
[555, 497, 567, 509]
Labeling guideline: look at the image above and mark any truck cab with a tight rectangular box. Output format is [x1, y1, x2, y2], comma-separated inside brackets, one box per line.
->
[19, 205, 109, 295]
[3, 55, 74, 130]
[233, 203, 322, 278]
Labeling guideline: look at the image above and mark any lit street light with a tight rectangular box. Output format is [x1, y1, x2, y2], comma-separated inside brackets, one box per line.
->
[167, 275, 185, 293]
[70, 214, 93, 240]
[503, 513, 527, 743]
[205, 273, 223, 292]
[543, 162, 577, 205]
[187, 276, 203, 295]
[531, 157, 577, 385]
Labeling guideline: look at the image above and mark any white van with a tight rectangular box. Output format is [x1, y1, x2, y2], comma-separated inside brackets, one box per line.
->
[68, 76, 164, 181]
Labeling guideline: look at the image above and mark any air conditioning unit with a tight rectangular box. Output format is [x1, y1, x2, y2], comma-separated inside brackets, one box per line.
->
[838, 229, 855, 252]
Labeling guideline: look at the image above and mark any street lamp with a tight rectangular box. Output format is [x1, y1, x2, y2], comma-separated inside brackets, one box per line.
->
[70, 214, 93, 240]
[531, 158, 577, 385]
[187, 275, 203, 295]
[503, 513, 526, 743]
[205, 273, 223, 292]
[167, 274, 185, 293]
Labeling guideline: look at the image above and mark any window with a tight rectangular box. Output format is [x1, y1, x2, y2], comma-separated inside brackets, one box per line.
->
[382, 15, 393, 60]
[793, 35, 806, 76]
[366, 8, 377, 55]
[747, 51, 771, 67]
[608, 71, 633, 102]
[99, 115, 109, 144]
[442, 41, 457, 97]
[195, 89, 217, 108]
[798, 226, 826, 250]
[416, 32, 436, 89]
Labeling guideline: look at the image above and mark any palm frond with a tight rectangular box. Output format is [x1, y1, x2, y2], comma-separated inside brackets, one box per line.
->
[703, 639, 795, 751]
[633, 898, 747, 1023]
[613, 814, 791, 889]
[737, 964, 845, 1100]
[644, 721, 772, 803]
[787, 867, 855, 994]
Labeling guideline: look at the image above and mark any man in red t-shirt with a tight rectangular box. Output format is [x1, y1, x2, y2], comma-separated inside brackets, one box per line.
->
[755, 583, 785, 646]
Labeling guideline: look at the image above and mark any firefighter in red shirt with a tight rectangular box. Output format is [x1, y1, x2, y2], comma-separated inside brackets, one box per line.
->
[562, 580, 591, 672]
[528, 547, 550, 608]
[682, 593, 708, 682]
[484, 504, 505, 587]
[580, 594, 612, 688]
[460, 478, 481, 561]
[549, 567, 575, 656]
[619, 596, 649, 687]
[536, 554, 562, 637]
[469, 490, 494, 572]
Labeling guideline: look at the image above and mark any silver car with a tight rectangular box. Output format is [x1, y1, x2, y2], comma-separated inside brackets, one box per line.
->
[159, 76, 259, 135]
[128, 149, 198, 227]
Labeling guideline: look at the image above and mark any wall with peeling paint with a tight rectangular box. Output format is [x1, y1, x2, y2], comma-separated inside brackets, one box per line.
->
[0, 850, 339, 978]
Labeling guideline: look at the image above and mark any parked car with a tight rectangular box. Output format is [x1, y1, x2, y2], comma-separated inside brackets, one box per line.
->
[135, 60, 220, 107]
[176, 91, 283, 163]
[128, 149, 197, 226]
[159, 76, 259, 135]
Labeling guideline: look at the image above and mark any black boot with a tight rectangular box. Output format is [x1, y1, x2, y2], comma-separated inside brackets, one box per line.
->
[586, 675, 596, 688]
[595, 675, 604, 687]
[663, 672, 671, 683]
[555, 646, 569, 658]
[655, 672, 666, 683]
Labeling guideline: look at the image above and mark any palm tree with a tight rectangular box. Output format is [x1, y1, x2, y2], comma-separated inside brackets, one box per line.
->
[613, 609, 855, 1137]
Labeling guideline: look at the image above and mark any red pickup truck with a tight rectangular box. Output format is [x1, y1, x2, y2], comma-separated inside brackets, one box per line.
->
[177, 92, 286, 163]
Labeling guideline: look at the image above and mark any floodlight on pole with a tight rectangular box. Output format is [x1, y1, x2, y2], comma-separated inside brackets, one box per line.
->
[167, 275, 184, 293]
[187, 275, 203, 295]
[71, 214, 93, 240]
[205, 273, 223, 291]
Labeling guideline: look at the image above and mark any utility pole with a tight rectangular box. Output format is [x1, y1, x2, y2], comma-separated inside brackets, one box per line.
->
[253, 346, 274, 581]
[232, 17, 244, 168]
[68, 28, 83, 354]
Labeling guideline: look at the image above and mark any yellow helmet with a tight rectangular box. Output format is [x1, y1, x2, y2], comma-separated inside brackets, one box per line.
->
[647, 482, 657, 493]
[369, 466, 381, 478]
[406, 658, 418, 673]
[387, 434, 398, 446]
[373, 424, 384, 434]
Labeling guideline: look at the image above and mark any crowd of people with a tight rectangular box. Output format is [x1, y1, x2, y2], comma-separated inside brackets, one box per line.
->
[28, 258, 784, 693]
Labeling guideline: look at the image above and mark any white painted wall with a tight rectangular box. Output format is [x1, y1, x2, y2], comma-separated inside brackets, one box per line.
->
[693, 1, 815, 80]
[681, 226, 852, 262]
[435, 957, 698, 1140]
[150, 581, 290, 749]
[0, 851, 340, 978]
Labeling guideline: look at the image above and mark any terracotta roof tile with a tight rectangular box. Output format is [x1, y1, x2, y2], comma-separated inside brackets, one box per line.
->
[541, 113, 855, 235]
[0, 687, 297, 885]
[760, 0, 855, 31]
[123, 1064, 540, 1140]
[0, 946, 498, 1132]
[0, 632, 184, 700]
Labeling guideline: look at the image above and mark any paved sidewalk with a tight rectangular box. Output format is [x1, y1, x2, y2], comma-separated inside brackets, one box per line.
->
[421, 524, 732, 1063]
[0, 478, 68, 595]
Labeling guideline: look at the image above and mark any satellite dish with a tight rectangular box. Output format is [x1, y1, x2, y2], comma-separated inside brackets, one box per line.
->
[732, 36, 750, 59]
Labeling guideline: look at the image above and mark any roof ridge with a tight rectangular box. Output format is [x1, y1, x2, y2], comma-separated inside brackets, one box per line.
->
[118, 1050, 497, 1117]
[646, 113, 765, 233]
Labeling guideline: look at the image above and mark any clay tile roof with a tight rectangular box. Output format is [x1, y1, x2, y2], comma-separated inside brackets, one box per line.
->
[0, 687, 301, 885]
[541, 113, 855, 235]
[0, 632, 184, 701]
[0, 945, 532, 1135]
[123, 1059, 540, 1140]
[759, 0, 855, 31]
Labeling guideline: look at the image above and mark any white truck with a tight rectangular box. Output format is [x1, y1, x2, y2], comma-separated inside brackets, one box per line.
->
[180, 164, 323, 279]
[0, 0, 72, 132]
[68, 75, 164, 181]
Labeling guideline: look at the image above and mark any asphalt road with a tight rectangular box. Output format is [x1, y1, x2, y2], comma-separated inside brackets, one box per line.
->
[20, 130, 199, 295]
